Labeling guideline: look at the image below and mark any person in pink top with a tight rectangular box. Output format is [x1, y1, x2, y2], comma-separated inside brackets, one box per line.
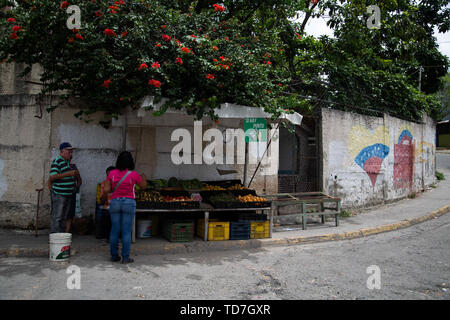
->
[102, 151, 147, 263]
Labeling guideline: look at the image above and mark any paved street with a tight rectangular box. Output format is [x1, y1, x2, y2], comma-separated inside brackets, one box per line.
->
[0, 153, 449, 300]
[1, 209, 449, 300]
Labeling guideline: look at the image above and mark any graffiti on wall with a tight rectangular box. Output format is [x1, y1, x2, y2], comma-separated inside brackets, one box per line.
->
[350, 126, 390, 187]
[393, 128, 414, 189]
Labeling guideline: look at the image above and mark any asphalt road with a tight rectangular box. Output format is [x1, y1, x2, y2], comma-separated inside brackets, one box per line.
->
[0, 153, 449, 301]
[0, 210, 449, 300]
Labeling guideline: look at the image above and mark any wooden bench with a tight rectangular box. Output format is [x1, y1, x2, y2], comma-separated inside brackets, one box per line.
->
[265, 192, 341, 230]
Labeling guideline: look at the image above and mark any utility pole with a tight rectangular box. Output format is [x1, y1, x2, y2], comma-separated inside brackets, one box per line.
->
[418, 66, 424, 92]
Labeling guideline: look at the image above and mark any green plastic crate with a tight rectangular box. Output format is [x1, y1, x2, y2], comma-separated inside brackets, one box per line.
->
[162, 220, 194, 242]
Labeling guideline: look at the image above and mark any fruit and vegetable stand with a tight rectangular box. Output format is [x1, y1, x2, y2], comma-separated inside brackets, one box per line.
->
[131, 179, 273, 242]
[265, 192, 341, 230]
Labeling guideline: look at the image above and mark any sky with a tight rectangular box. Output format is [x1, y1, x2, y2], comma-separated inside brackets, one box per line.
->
[303, 17, 450, 60]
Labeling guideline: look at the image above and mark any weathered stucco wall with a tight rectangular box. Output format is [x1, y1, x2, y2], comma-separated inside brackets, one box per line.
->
[322, 108, 436, 208]
[0, 98, 279, 228]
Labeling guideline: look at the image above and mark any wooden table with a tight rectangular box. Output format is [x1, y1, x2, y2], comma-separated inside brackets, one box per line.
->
[134, 203, 273, 243]
[264, 192, 341, 230]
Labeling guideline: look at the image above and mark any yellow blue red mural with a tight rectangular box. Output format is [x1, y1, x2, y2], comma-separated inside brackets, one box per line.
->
[350, 126, 390, 187]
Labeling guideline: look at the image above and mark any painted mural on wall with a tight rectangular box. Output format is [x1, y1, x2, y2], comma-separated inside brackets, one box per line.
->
[393, 128, 414, 189]
[350, 126, 390, 187]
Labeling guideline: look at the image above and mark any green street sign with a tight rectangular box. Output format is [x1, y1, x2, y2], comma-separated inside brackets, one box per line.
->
[244, 118, 267, 142]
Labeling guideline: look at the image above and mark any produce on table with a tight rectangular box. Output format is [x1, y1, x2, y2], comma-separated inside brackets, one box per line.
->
[228, 184, 248, 190]
[208, 193, 237, 203]
[202, 184, 225, 191]
[237, 194, 268, 202]
[180, 179, 203, 190]
[164, 196, 194, 202]
[136, 190, 165, 202]
[153, 179, 168, 188]
[168, 177, 179, 188]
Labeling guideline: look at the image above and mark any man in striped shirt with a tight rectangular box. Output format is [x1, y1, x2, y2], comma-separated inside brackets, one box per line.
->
[49, 142, 82, 233]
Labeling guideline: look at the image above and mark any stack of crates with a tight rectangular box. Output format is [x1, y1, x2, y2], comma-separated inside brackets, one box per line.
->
[197, 219, 230, 241]
[237, 212, 270, 239]
[162, 219, 194, 242]
[229, 221, 251, 240]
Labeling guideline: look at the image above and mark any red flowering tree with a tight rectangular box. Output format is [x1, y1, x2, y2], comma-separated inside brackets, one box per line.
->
[0, 0, 291, 126]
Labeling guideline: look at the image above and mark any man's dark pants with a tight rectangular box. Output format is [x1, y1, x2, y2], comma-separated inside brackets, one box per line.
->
[50, 192, 73, 233]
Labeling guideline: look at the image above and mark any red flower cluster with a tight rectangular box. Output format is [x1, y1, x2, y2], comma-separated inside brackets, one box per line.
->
[212, 46, 219, 51]
[7, 18, 16, 23]
[138, 63, 148, 71]
[151, 62, 160, 69]
[75, 33, 84, 40]
[114, 0, 125, 5]
[68, 37, 75, 43]
[176, 57, 183, 65]
[104, 29, 117, 37]
[162, 34, 171, 42]
[95, 11, 103, 17]
[109, 5, 119, 14]
[101, 79, 111, 88]
[9, 25, 23, 39]
[213, 4, 225, 12]
[155, 42, 162, 48]
[121, 31, 128, 37]
[181, 47, 191, 54]
[206, 74, 215, 80]
[60, 1, 70, 10]
[148, 79, 161, 88]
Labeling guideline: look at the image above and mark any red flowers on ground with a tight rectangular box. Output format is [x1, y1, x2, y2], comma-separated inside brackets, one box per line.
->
[7, 18, 16, 23]
[213, 4, 225, 12]
[60, 1, 70, 9]
[101, 79, 111, 88]
[176, 57, 183, 65]
[138, 63, 148, 71]
[206, 74, 215, 80]
[151, 62, 160, 69]
[104, 29, 117, 37]
[162, 34, 171, 42]
[148, 79, 161, 88]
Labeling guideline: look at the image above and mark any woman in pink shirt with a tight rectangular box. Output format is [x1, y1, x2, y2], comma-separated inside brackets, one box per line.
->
[102, 151, 147, 263]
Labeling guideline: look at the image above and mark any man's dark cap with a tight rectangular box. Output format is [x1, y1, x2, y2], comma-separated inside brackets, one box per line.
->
[59, 142, 75, 151]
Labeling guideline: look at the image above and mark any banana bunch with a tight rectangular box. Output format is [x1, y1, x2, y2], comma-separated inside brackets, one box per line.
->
[237, 195, 267, 203]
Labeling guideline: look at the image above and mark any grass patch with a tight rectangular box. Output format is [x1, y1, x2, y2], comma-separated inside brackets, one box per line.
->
[436, 171, 445, 181]
[408, 192, 416, 199]
[340, 210, 352, 218]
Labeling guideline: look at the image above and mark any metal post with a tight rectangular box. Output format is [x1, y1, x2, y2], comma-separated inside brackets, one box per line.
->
[418, 66, 424, 92]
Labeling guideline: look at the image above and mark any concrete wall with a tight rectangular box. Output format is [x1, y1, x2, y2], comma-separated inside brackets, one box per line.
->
[321, 108, 436, 208]
[0, 95, 279, 228]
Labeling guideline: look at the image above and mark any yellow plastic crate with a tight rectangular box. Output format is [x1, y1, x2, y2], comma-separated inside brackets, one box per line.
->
[197, 219, 230, 241]
[250, 221, 270, 239]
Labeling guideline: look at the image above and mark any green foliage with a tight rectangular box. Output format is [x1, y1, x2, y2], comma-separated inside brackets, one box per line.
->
[0, 0, 448, 124]
[0, 0, 292, 125]
[436, 171, 445, 181]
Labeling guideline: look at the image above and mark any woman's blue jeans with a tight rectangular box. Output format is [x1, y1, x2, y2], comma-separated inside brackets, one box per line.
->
[109, 197, 136, 260]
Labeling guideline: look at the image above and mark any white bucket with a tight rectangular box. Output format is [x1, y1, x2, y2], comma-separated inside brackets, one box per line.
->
[49, 233, 72, 262]
[137, 220, 152, 238]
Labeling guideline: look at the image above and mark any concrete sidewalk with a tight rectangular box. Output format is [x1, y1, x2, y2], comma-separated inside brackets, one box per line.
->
[1, 170, 449, 258]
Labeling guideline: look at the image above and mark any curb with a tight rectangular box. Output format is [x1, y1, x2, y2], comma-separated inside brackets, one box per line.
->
[1, 204, 449, 258]
[262, 203, 450, 247]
